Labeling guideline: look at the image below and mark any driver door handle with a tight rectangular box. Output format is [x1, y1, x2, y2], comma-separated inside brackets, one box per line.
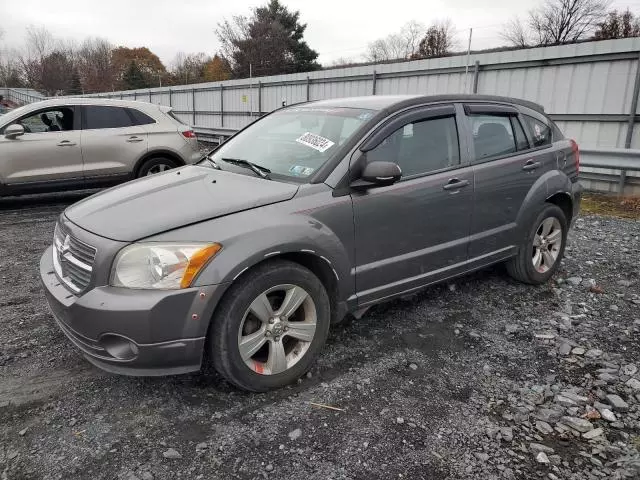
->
[56, 140, 77, 147]
[126, 136, 144, 143]
[522, 160, 541, 171]
[443, 178, 470, 191]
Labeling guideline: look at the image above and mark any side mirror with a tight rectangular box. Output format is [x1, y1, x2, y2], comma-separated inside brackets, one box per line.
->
[352, 161, 402, 189]
[5, 124, 25, 140]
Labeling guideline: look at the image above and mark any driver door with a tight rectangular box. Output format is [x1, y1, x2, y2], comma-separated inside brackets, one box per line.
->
[351, 105, 474, 305]
[0, 106, 84, 186]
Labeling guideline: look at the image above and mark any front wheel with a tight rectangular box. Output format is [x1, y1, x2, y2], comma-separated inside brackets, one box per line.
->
[209, 260, 331, 392]
[506, 204, 568, 285]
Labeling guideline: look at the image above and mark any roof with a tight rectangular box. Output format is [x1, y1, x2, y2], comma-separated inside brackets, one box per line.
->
[22, 97, 161, 109]
[307, 94, 545, 114]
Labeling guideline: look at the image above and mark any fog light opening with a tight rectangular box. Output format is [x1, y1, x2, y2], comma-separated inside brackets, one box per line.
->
[100, 334, 139, 360]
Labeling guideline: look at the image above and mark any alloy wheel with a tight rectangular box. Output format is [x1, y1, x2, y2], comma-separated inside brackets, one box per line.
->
[237, 284, 317, 375]
[532, 217, 562, 273]
[146, 164, 172, 175]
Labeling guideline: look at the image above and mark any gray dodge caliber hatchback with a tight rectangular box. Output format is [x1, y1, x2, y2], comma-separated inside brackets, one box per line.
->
[40, 95, 582, 391]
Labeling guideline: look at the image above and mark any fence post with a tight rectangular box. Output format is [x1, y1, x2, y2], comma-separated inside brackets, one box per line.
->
[258, 81, 262, 116]
[169, 88, 172, 107]
[620, 52, 640, 196]
[372, 70, 377, 95]
[473, 61, 480, 94]
[134, 91, 137, 100]
[306, 76, 310, 102]
[220, 85, 225, 128]
[192, 89, 196, 126]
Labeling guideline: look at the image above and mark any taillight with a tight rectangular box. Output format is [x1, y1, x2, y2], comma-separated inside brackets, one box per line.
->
[570, 139, 579, 172]
[182, 130, 196, 139]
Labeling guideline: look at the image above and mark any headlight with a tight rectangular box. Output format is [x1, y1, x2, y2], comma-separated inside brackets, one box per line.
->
[111, 243, 222, 289]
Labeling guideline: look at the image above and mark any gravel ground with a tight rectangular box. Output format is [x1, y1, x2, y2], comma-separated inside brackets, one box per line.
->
[0, 192, 639, 480]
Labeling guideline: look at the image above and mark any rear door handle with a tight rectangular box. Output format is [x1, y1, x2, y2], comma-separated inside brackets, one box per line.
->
[522, 160, 541, 171]
[56, 140, 77, 147]
[126, 136, 144, 143]
[443, 178, 470, 191]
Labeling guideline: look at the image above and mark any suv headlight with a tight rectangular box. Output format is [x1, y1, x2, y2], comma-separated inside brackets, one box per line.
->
[111, 243, 222, 289]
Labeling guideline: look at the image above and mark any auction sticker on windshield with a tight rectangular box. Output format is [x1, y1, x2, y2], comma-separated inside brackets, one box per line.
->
[296, 132, 335, 153]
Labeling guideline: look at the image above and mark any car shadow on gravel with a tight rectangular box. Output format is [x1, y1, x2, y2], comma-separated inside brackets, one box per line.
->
[0, 190, 95, 211]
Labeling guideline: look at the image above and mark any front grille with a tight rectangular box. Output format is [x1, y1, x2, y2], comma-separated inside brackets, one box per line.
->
[53, 223, 97, 294]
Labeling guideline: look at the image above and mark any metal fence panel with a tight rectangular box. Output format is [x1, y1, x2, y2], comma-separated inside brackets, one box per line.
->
[5, 38, 640, 194]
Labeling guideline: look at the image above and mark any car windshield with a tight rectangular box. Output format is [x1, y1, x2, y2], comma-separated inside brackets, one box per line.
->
[207, 107, 376, 181]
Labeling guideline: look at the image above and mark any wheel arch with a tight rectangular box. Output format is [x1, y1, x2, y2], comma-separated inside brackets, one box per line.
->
[213, 252, 345, 326]
[545, 191, 573, 224]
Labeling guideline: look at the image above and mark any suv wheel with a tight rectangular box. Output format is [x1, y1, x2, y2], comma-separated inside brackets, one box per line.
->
[506, 204, 568, 285]
[137, 157, 179, 177]
[209, 260, 330, 392]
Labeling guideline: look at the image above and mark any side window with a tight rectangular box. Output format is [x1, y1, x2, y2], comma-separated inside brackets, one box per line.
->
[128, 108, 156, 126]
[84, 106, 134, 130]
[511, 117, 529, 151]
[367, 115, 460, 178]
[17, 108, 75, 134]
[470, 115, 517, 161]
[523, 115, 552, 147]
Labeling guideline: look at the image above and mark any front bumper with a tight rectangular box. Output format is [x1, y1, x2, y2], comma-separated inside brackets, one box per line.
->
[40, 246, 222, 376]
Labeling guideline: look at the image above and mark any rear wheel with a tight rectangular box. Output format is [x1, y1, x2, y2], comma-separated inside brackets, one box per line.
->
[506, 204, 568, 285]
[137, 157, 179, 177]
[209, 260, 330, 392]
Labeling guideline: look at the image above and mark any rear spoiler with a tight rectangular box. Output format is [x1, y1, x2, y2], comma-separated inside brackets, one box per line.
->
[158, 105, 172, 114]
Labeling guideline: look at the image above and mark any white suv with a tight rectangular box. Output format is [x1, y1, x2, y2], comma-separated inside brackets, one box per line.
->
[0, 98, 201, 196]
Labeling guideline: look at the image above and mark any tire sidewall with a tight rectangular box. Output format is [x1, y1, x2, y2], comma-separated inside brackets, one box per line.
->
[137, 157, 178, 177]
[212, 263, 330, 391]
[522, 204, 568, 284]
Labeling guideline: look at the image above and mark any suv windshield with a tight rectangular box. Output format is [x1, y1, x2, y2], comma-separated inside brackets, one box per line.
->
[208, 107, 375, 181]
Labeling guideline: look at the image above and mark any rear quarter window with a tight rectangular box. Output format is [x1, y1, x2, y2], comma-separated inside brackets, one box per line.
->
[523, 115, 552, 147]
[128, 108, 156, 126]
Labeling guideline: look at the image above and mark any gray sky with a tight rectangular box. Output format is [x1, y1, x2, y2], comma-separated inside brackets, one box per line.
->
[2, 0, 640, 67]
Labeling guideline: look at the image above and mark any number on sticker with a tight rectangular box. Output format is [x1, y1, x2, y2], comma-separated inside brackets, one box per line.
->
[296, 132, 335, 153]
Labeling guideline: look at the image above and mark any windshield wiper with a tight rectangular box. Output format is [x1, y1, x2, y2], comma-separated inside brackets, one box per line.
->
[221, 158, 271, 179]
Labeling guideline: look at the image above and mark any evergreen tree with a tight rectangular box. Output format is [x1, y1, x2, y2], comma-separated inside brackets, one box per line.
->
[217, 0, 320, 78]
[122, 61, 149, 90]
[69, 68, 83, 95]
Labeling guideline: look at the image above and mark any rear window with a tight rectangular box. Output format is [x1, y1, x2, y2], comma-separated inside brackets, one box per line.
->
[128, 108, 156, 126]
[84, 106, 133, 129]
[167, 110, 188, 125]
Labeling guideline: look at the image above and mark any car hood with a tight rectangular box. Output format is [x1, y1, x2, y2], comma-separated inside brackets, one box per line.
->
[65, 166, 299, 242]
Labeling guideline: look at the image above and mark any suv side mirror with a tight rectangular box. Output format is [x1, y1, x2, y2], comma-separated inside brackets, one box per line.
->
[5, 124, 25, 139]
[352, 161, 402, 188]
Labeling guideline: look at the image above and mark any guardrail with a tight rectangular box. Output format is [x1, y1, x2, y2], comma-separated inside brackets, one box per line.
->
[0, 88, 47, 106]
[195, 127, 640, 195]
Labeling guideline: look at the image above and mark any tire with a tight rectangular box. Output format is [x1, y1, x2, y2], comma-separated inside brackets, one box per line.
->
[209, 260, 331, 392]
[136, 157, 179, 177]
[506, 203, 568, 285]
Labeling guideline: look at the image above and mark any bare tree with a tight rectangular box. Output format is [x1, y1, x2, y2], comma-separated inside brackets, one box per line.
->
[503, 0, 611, 47]
[594, 9, 640, 39]
[365, 21, 428, 62]
[170, 52, 210, 84]
[501, 17, 530, 47]
[532, 0, 610, 44]
[76, 37, 115, 93]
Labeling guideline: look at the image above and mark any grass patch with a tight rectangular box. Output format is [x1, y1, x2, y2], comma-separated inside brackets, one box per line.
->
[581, 193, 640, 219]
